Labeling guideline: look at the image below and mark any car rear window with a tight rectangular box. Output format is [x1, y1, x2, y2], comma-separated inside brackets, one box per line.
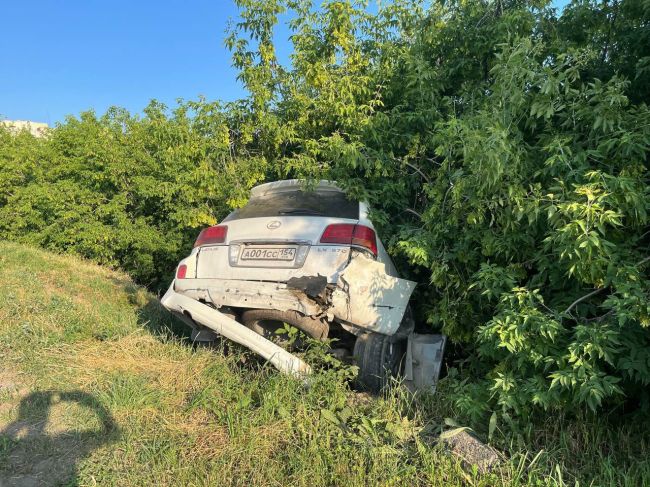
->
[224, 190, 359, 221]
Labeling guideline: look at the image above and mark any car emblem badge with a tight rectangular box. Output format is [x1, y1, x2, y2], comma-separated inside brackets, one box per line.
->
[267, 220, 282, 229]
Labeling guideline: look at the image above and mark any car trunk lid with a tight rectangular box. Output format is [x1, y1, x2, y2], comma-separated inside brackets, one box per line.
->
[195, 216, 359, 279]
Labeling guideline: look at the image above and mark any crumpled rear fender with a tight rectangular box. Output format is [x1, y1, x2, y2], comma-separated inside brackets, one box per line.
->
[329, 253, 416, 335]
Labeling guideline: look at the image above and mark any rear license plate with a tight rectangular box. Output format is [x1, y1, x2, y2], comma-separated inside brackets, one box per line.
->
[240, 247, 296, 261]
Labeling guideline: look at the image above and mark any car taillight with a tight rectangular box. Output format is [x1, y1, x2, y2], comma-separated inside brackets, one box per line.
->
[176, 264, 187, 279]
[351, 225, 378, 256]
[194, 225, 228, 247]
[320, 223, 377, 256]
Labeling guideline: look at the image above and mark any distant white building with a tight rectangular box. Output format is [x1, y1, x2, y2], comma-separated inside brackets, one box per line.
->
[1, 120, 49, 138]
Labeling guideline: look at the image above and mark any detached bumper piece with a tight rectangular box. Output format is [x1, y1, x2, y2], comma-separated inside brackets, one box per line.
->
[161, 285, 311, 378]
[404, 334, 446, 392]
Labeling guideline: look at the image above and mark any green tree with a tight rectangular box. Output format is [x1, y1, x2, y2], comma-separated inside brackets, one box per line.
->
[0, 102, 268, 287]
[224, 0, 650, 416]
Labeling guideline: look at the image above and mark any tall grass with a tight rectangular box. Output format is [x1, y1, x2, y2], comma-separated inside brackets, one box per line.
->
[0, 241, 648, 486]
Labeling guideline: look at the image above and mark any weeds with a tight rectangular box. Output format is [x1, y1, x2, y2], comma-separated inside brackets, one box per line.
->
[1, 242, 649, 485]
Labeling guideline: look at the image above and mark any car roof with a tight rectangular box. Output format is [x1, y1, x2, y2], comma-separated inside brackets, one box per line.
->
[249, 179, 343, 198]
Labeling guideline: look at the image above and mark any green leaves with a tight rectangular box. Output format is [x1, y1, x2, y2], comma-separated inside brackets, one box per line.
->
[0, 102, 267, 288]
[224, 0, 650, 419]
[2, 0, 649, 421]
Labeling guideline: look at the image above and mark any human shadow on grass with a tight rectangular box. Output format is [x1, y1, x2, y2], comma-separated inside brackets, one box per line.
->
[0, 391, 119, 487]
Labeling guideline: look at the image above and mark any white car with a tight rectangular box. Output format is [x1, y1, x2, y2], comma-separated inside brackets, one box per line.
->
[161, 180, 444, 391]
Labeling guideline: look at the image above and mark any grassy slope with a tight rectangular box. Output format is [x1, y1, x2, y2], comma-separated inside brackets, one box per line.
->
[0, 242, 648, 486]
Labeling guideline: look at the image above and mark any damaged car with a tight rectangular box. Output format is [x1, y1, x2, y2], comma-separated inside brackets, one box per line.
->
[161, 180, 444, 392]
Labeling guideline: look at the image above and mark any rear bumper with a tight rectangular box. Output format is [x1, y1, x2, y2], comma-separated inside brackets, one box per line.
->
[161, 284, 311, 377]
[162, 260, 446, 389]
[172, 253, 417, 336]
[173, 278, 322, 316]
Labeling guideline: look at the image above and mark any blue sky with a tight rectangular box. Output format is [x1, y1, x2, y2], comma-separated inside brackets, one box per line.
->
[1, 1, 568, 125]
[1, 0, 280, 124]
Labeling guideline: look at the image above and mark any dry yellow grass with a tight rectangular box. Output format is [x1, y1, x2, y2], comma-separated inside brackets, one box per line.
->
[2, 242, 649, 486]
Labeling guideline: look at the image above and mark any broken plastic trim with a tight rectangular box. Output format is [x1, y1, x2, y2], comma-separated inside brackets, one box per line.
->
[161, 285, 311, 378]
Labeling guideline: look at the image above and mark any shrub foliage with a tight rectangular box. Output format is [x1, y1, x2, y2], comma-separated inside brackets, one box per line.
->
[0, 102, 267, 287]
[1, 0, 649, 419]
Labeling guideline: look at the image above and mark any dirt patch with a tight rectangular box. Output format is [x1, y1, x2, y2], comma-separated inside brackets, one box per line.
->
[1, 434, 83, 487]
[347, 391, 374, 407]
[0, 371, 20, 396]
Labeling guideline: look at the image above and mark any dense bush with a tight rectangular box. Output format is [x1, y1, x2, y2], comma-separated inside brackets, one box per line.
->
[0, 102, 268, 287]
[1, 0, 649, 420]
[223, 0, 650, 420]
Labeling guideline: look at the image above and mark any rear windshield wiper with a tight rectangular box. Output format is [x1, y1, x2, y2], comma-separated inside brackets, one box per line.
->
[278, 208, 324, 216]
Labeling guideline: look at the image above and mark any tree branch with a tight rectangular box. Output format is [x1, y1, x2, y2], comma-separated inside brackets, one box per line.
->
[637, 229, 650, 241]
[404, 208, 423, 219]
[584, 309, 615, 323]
[563, 255, 649, 316]
[563, 287, 607, 315]
[403, 160, 431, 183]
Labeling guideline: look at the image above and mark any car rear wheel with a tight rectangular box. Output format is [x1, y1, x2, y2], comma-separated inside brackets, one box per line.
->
[353, 332, 406, 393]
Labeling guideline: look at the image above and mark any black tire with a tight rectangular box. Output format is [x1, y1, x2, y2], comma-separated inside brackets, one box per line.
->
[353, 332, 406, 393]
[240, 309, 329, 345]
